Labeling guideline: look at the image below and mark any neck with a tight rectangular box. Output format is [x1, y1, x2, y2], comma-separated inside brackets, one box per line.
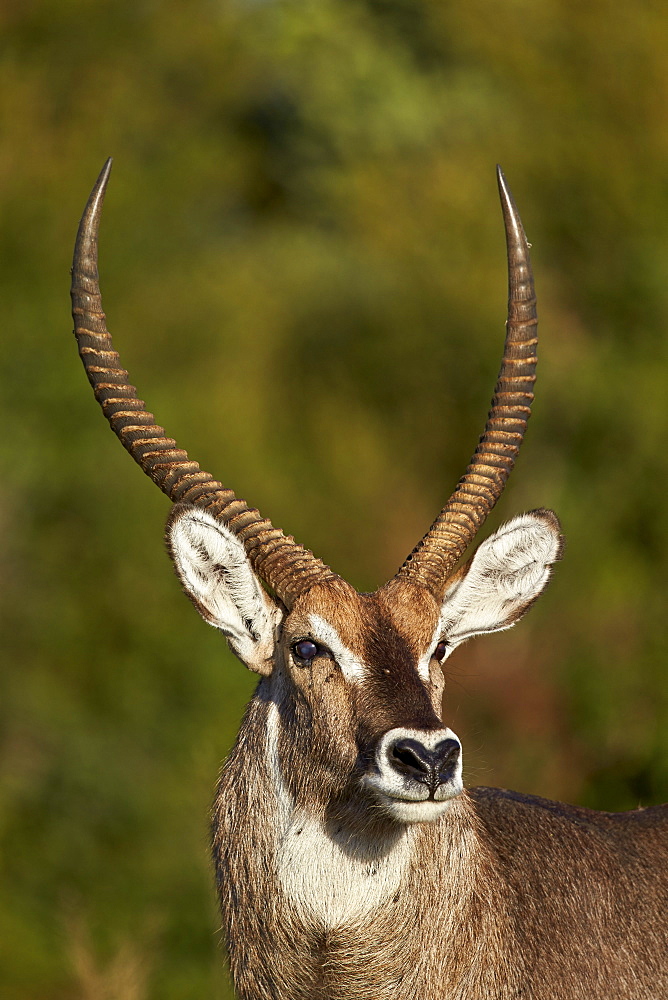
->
[212, 682, 514, 1000]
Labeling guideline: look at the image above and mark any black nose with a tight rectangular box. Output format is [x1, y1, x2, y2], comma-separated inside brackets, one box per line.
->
[388, 737, 460, 789]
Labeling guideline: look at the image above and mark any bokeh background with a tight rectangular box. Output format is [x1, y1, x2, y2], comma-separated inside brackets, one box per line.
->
[3, 0, 668, 996]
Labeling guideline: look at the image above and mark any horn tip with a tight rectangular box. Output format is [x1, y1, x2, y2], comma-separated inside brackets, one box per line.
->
[89, 157, 114, 214]
[495, 165, 527, 252]
[495, 164, 513, 213]
[85, 158, 114, 213]
[99, 156, 113, 183]
[73, 159, 115, 275]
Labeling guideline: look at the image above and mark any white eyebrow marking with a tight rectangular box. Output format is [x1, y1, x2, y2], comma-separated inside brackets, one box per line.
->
[416, 618, 441, 683]
[307, 613, 366, 682]
[416, 616, 457, 682]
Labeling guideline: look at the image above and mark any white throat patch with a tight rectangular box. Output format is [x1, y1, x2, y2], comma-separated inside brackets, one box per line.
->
[275, 810, 411, 929]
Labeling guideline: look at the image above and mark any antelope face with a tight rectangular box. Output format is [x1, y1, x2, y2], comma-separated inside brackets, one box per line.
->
[279, 579, 458, 824]
[167, 505, 562, 826]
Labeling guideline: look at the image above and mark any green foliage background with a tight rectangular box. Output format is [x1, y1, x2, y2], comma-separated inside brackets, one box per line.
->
[2, 0, 668, 996]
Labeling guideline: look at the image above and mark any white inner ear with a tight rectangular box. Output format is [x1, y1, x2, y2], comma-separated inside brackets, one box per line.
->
[439, 511, 562, 653]
[167, 506, 281, 675]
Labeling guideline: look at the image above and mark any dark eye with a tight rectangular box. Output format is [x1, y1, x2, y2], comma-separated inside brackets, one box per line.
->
[292, 639, 319, 663]
[433, 640, 448, 663]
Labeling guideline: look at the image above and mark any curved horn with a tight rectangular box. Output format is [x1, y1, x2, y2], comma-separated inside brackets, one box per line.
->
[71, 159, 339, 607]
[393, 167, 538, 597]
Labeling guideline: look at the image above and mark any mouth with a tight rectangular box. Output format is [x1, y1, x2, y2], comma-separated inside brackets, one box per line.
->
[370, 786, 463, 824]
[363, 772, 464, 824]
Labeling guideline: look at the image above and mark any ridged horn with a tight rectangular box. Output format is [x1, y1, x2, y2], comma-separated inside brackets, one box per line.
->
[393, 166, 538, 597]
[71, 158, 339, 607]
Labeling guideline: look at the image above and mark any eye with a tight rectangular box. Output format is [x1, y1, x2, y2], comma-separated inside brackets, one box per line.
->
[433, 640, 448, 663]
[292, 639, 320, 664]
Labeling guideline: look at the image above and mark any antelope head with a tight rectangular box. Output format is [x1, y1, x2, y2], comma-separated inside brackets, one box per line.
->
[71, 162, 562, 829]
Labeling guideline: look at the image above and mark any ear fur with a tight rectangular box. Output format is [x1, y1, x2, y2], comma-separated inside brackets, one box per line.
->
[166, 504, 282, 675]
[439, 509, 563, 652]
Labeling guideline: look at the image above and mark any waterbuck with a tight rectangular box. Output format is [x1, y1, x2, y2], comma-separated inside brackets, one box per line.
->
[71, 160, 668, 999]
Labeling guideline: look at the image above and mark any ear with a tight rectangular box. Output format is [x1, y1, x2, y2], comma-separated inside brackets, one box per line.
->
[166, 504, 283, 675]
[439, 509, 563, 653]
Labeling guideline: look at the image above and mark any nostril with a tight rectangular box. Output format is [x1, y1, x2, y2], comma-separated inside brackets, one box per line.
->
[390, 738, 431, 778]
[433, 738, 460, 778]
